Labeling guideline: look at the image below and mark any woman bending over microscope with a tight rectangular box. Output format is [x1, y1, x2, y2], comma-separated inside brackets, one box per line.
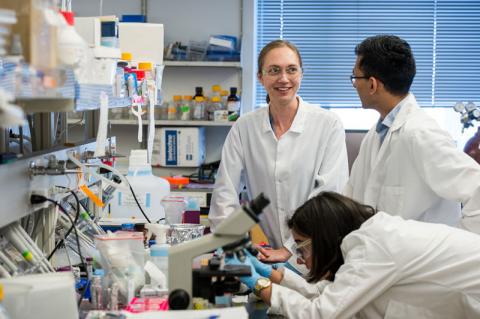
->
[226, 192, 480, 319]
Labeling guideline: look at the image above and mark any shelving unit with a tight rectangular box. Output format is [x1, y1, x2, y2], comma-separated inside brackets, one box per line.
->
[66, 0, 247, 176]
[113, 119, 234, 126]
[164, 61, 241, 68]
[67, 118, 234, 127]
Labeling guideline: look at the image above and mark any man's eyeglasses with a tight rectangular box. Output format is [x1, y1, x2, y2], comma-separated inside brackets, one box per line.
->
[294, 238, 312, 261]
[350, 74, 370, 85]
[263, 65, 302, 77]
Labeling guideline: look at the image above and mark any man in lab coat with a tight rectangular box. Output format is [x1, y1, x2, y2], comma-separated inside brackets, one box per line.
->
[345, 34, 480, 233]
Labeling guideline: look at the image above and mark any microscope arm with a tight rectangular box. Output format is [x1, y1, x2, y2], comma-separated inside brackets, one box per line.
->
[168, 193, 270, 309]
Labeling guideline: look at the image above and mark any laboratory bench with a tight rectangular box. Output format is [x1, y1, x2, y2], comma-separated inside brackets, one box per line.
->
[81, 296, 283, 319]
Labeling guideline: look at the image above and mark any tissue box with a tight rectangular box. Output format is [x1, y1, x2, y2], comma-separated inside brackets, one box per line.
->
[152, 127, 205, 167]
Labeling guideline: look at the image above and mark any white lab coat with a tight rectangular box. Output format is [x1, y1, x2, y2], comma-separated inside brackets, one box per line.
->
[345, 93, 480, 233]
[270, 212, 480, 319]
[209, 97, 349, 250]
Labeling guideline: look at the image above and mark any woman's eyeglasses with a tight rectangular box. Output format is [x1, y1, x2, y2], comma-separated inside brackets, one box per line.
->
[263, 65, 302, 77]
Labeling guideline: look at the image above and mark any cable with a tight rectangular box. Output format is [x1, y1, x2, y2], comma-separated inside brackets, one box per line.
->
[44, 188, 81, 261]
[45, 205, 93, 306]
[45, 199, 85, 269]
[31, 194, 84, 268]
[129, 184, 152, 223]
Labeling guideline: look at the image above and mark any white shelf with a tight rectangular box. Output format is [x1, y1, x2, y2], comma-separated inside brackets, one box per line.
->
[155, 120, 234, 126]
[164, 61, 241, 68]
[108, 119, 235, 126]
[16, 97, 75, 113]
[67, 118, 85, 125]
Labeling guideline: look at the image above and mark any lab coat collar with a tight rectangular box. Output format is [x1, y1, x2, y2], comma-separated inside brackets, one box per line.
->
[370, 93, 418, 170]
[262, 96, 306, 134]
[389, 93, 418, 132]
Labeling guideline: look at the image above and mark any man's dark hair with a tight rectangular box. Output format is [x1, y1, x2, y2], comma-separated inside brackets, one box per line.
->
[287, 192, 375, 282]
[355, 35, 416, 96]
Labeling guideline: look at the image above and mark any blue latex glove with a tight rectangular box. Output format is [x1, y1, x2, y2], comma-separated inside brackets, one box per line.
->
[224, 254, 260, 290]
[245, 250, 274, 278]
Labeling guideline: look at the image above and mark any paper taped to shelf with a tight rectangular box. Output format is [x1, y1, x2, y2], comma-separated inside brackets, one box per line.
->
[152, 127, 205, 167]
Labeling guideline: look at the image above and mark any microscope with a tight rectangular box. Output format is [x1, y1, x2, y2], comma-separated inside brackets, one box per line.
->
[167, 193, 270, 309]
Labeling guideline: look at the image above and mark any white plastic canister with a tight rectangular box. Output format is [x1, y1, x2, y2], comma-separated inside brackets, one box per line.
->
[111, 150, 170, 222]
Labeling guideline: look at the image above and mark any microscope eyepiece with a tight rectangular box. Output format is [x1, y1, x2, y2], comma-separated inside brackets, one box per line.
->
[250, 193, 270, 215]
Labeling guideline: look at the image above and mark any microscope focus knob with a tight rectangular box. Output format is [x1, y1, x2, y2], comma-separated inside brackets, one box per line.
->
[168, 289, 190, 310]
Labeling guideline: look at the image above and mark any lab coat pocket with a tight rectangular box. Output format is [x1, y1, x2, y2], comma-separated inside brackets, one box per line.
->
[378, 186, 404, 214]
[384, 300, 440, 319]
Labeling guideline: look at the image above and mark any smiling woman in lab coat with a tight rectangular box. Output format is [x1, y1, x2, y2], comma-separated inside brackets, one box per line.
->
[227, 192, 480, 319]
[209, 40, 349, 265]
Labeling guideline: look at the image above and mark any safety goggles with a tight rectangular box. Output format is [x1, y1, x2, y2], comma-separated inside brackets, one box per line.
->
[294, 239, 312, 261]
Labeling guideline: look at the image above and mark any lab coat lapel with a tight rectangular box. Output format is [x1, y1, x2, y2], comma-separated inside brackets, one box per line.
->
[365, 95, 416, 205]
[370, 95, 415, 172]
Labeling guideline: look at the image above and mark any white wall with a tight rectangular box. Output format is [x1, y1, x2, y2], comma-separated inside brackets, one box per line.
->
[146, 0, 241, 45]
[73, 0, 141, 17]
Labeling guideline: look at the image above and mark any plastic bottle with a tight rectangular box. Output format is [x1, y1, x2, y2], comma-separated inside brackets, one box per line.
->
[148, 223, 170, 288]
[91, 273, 104, 310]
[86, 256, 94, 281]
[220, 89, 229, 108]
[0, 283, 12, 319]
[150, 244, 169, 286]
[210, 84, 221, 100]
[57, 11, 88, 68]
[193, 96, 206, 120]
[114, 67, 126, 98]
[169, 95, 182, 120]
[180, 95, 193, 121]
[138, 62, 154, 81]
[110, 66, 126, 119]
[111, 150, 170, 222]
[227, 87, 241, 121]
[208, 96, 224, 121]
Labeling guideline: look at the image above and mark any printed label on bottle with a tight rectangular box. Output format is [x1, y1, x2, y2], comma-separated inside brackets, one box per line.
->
[227, 101, 240, 113]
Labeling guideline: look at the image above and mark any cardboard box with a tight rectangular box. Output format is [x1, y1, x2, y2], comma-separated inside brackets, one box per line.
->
[152, 127, 205, 167]
[0, 0, 58, 70]
[119, 23, 164, 64]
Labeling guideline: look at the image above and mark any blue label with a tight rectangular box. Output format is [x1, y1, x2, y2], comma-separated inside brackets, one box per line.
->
[165, 130, 178, 165]
[145, 193, 151, 208]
